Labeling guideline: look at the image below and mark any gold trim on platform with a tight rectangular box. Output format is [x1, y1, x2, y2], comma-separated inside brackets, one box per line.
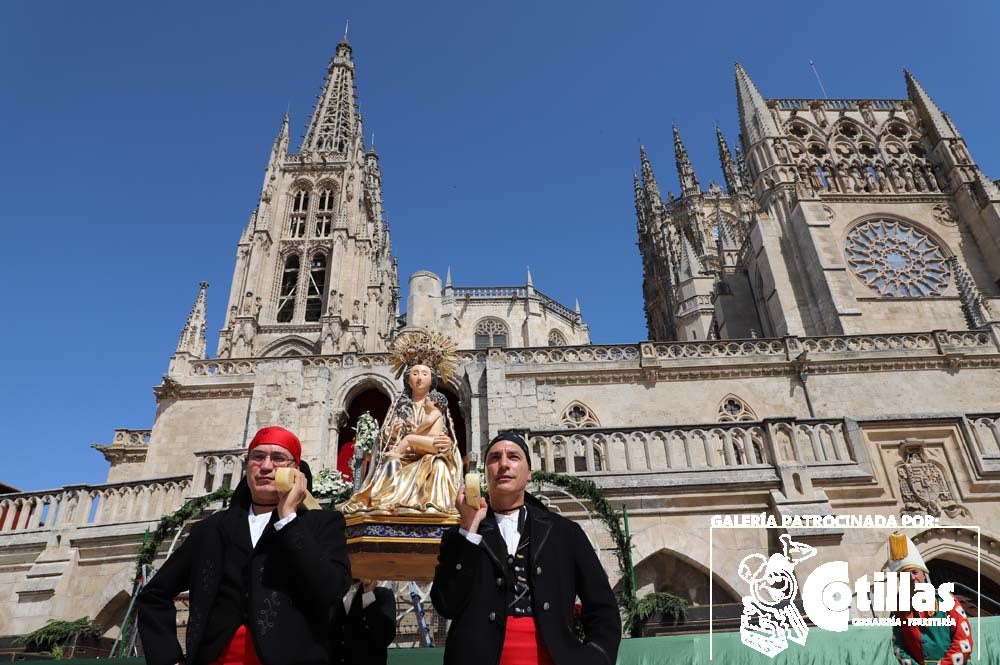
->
[343, 513, 460, 527]
[346, 535, 444, 545]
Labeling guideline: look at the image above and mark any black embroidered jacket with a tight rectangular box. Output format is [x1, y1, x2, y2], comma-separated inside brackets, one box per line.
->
[137, 479, 351, 665]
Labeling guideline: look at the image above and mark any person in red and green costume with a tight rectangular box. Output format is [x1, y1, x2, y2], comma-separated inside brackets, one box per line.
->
[889, 533, 974, 665]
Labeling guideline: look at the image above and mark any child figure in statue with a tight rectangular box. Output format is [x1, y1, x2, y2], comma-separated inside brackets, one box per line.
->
[391, 391, 448, 456]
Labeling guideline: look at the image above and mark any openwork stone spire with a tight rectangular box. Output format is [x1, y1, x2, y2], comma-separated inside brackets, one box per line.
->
[633, 170, 646, 229]
[948, 256, 993, 329]
[302, 36, 361, 154]
[673, 125, 700, 197]
[904, 70, 957, 143]
[716, 125, 743, 194]
[677, 231, 703, 281]
[735, 63, 779, 145]
[176, 282, 208, 358]
[259, 113, 289, 204]
[639, 144, 662, 204]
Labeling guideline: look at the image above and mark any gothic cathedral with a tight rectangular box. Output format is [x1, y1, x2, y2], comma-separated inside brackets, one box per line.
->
[2, 38, 1000, 645]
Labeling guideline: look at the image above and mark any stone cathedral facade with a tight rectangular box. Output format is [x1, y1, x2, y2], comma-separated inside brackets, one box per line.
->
[2, 38, 1000, 643]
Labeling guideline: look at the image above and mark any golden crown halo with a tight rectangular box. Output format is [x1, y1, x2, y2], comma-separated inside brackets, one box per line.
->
[388, 329, 459, 384]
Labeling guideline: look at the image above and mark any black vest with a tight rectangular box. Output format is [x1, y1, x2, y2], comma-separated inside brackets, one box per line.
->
[502, 507, 534, 617]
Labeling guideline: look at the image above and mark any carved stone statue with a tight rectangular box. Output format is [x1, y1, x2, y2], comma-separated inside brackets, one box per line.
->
[773, 140, 789, 163]
[951, 141, 971, 164]
[341, 331, 461, 516]
[328, 289, 340, 316]
[241, 291, 255, 316]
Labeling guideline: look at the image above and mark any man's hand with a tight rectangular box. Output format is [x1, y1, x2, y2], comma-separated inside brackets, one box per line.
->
[457, 485, 487, 534]
[277, 468, 307, 519]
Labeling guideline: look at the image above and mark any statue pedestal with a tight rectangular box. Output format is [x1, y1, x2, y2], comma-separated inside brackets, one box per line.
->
[343, 513, 459, 581]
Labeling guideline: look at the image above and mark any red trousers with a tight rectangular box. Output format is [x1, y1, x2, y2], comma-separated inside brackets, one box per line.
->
[500, 616, 554, 665]
[209, 625, 261, 665]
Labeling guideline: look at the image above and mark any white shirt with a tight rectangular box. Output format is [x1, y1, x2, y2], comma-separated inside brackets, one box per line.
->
[247, 507, 296, 548]
[460, 508, 522, 556]
[342, 581, 378, 613]
[495, 511, 521, 557]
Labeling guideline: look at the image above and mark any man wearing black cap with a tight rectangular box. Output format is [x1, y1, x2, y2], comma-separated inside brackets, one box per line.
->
[431, 431, 621, 665]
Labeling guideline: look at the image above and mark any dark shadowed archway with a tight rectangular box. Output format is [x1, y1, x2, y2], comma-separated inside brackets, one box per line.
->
[338, 387, 391, 452]
[437, 384, 467, 457]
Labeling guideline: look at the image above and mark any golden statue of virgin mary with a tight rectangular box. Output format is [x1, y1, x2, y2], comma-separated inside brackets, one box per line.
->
[340, 331, 462, 516]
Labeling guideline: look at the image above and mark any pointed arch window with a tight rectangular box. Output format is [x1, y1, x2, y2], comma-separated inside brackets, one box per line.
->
[316, 187, 335, 237]
[547, 329, 567, 347]
[718, 395, 763, 464]
[304, 253, 328, 322]
[289, 189, 309, 238]
[718, 395, 756, 422]
[474, 318, 509, 349]
[276, 255, 300, 323]
[561, 401, 600, 428]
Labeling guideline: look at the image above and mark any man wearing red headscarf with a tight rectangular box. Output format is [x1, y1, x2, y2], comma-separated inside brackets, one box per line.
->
[138, 426, 351, 665]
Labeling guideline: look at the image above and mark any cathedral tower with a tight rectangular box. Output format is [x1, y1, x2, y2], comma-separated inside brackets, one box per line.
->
[730, 64, 1000, 337]
[637, 65, 1000, 341]
[635, 127, 755, 341]
[216, 36, 399, 358]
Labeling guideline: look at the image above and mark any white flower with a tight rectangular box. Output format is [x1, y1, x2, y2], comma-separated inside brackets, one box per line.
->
[353, 411, 380, 455]
[312, 468, 353, 502]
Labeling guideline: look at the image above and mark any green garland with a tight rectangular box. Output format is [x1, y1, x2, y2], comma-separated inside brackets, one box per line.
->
[13, 616, 102, 653]
[529, 471, 685, 636]
[133, 486, 234, 582]
[116, 487, 234, 657]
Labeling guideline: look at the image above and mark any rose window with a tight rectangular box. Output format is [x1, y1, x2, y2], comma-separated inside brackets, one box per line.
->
[845, 219, 950, 297]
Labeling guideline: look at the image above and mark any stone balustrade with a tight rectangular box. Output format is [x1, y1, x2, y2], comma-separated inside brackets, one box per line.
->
[0, 477, 191, 534]
[448, 286, 579, 321]
[193, 449, 246, 495]
[189, 358, 258, 376]
[112, 429, 152, 446]
[774, 99, 904, 111]
[675, 294, 715, 317]
[533, 289, 580, 321]
[506, 344, 642, 365]
[183, 328, 1000, 377]
[528, 418, 852, 475]
[648, 339, 786, 360]
[451, 286, 526, 300]
[301, 353, 389, 370]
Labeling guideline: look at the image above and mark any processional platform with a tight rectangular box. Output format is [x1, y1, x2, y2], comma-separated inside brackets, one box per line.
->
[343, 512, 459, 581]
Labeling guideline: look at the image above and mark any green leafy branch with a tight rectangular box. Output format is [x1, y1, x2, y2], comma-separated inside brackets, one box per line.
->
[529, 471, 685, 636]
[134, 486, 234, 582]
[13, 617, 102, 653]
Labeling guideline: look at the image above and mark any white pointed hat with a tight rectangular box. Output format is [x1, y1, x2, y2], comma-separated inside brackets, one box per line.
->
[887, 533, 928, 574]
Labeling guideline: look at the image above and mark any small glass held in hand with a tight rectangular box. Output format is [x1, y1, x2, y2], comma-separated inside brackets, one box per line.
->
[465, 450, 482, 508]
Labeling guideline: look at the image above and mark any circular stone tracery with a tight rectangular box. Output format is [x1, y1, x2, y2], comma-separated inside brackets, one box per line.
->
[845, 219, 950, 297]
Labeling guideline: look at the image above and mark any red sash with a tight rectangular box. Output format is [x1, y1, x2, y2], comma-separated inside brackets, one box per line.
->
[500, 616, 554, 665]
[209, 625, 261, 665]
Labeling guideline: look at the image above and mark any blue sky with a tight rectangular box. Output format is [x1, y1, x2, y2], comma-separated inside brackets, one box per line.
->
[2, 1, 997, 492]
